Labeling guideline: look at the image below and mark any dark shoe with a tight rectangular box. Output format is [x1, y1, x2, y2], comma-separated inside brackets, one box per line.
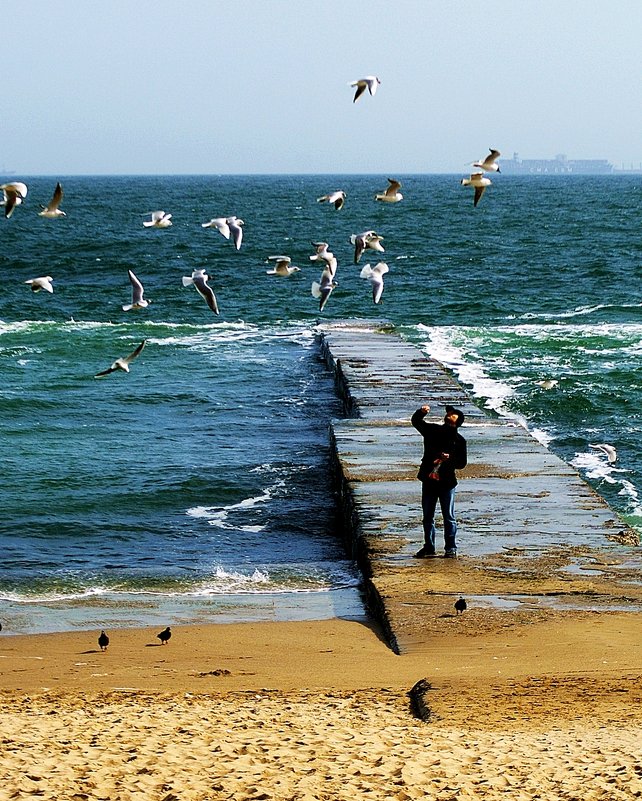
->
[444, 549, 458, 558]
[414, 547, 437, 559]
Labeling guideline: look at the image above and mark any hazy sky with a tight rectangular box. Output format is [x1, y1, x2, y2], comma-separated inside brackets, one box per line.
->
[3, 0, 641, 174]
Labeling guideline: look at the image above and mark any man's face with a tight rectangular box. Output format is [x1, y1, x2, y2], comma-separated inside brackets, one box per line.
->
[445, 411, 459, 427]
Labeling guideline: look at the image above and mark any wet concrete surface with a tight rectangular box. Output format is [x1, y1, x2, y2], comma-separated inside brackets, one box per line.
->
[318, 320, 642, 654]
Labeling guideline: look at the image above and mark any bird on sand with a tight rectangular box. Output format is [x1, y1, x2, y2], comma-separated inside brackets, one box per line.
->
[143, 210, 172, 228]
[351, 231, 384, 264]
[266, 255, 301, 276]
[182, 268, 219, 314]
[374, 178, 403, 203]
[227, 216, 244, 250]
[157, 626, 172, 645]
[589, 443, 617, 464]
[1, 181, 28, 218]
[454, 597, 467, 615]
[38, 182, 66, 218]
[360, 262, 389, 304]
[98, 630, 110, 651]
[349, 75, 380, 102]
[312, 265, 338, 311]
[94, 340, 146, 378]
[316, 190, 346, 210]
[25, 276, 54, 293]
[122, 270, 150, 311]
[201, 217, 231, 239]
[473, 148, 501, 173]
[461, 173, 492, 207]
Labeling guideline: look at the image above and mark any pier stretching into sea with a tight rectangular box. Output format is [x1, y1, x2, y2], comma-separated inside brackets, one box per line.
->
[317, 320, 642, 654]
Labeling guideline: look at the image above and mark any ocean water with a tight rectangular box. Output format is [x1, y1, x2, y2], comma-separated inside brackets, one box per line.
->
[1, 174, 640, 634]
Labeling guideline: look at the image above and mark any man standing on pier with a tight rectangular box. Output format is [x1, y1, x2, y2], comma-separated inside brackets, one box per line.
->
[411, 404, 467, 558]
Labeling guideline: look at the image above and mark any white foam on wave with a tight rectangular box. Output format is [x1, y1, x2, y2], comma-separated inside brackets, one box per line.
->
[513, 301, 642, 321]
[187, 476, 286, 530]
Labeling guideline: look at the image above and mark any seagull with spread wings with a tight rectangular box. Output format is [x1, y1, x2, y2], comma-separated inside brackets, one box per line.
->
[94, 341, 146, 378]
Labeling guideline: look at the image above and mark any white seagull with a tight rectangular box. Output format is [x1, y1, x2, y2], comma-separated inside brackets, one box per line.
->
[349, 75, 380, 102]
[1, 181, 28, 218]
[311, 265, 338, 311]
[182, 268, 219, 314]
[589, 443, 617, 464]
[201, 217, 231, 239]
[266, 256, 301, 276]
[350, 230, 384, 264]
[95, 340, 146, 378]
[25, 276, 54, 293]
[473, 148, 501, 173]
[309, 241, 335, 265]
[374, 178, 403, 203]
[461, 173, 492, 207]
[227, 216, 244, 250]
[360, 262, 389, 304]
[316, 190, 346, 210]
[122, 269, 150, 311]
[143, 210, 172, 228]
[38, 182, 66, 218]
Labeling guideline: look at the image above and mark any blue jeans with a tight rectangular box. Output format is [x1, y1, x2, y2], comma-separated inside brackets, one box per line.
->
[421, 482, 457, 553]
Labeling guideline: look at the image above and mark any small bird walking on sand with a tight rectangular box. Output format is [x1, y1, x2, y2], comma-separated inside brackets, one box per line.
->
[98, 630, 110, 651]
[157, 626, 172, 645]
[454, 597, 467, 615]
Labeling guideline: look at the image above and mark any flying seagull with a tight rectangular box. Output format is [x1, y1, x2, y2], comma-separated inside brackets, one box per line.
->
[589, 443, 617, 464]
[201, 217, 231, 239]
[349, 75, 380, 102]
[94, 340, 146, 378]
[351, 230, 384, 264]
[157, 626, 172, 645]
[311, 265, 338, 311]
[98, 630, 110, 651]
[360, 261, 389, 304]
[316, 190, 346, 210]
[309, 241, 335, 265]
[454, 597, 467, 615]
[38, 182, 66, 218]
[1, 181, 28, 218]
[374, 178, 403, 203]
[182, 268, 219, 314]
[143, 210, 172, 228]
[25, 276, 54, 293]
[461, 173, 492, 207]
[266, 255, 301, 276]
[473, 148, 501, 173]
[227, 216, 244, 250]
[122, 269, 150, 311]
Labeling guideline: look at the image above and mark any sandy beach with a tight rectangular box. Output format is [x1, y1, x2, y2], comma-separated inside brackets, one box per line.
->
[1, 611, 640, 800]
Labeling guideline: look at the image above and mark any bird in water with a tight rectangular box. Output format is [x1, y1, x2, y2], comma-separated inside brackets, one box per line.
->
[38, 182, 66, 218]
[454, 597, 467, 615]
[157, 626, 172, 645]
[98, 630, 110, 651]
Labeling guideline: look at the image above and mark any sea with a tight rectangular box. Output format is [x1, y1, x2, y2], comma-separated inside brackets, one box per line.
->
[1, 174, 641, 634]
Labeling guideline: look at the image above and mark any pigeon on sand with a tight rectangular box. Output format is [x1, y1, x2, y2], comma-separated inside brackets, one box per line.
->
[38, 182, 66, 218]
[349, 76, 380, 102]
[374, 178, 403, 203]
[360, 262, 389, 304]
[157, 626, 172, 645]
[473, 148, 501, 173]
[98, 630, 110, 651]
[143, 210, 172, 228]
[25, 276, 54, 293]
[182, 268, 219, 314]
[589, 443, 617, 464]
[454, 597, 467, 615]
[122, 269, 150, 311]
[1, 181, 28, 218]
[266, 256, 301, 276]
[461, 173, 492, 207]
[316, 190, 346, 210]
[351, 231, 384, 264]
[94, 340, 146, 378]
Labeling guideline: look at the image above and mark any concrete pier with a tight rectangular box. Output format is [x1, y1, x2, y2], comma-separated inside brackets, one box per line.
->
[318, 320, 642, 654]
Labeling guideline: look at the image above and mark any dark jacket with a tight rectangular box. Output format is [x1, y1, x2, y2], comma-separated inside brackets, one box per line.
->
[411, 408, 467, 489]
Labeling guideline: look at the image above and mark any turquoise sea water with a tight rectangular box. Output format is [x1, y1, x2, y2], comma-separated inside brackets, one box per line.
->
[1, 174, 640, 633]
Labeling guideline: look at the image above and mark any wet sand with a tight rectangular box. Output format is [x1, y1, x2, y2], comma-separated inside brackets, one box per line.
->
[1, 612, 640, 800]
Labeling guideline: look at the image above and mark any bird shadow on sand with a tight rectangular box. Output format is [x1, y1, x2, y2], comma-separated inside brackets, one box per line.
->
[144, 643, 164, 647]
[79, 649, 103, 654]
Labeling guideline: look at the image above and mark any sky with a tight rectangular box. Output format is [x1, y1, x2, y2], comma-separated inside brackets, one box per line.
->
[2, 0, 641, 174]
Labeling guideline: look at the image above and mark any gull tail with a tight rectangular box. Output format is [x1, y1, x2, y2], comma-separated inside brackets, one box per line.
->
[181, 276, 194, 287]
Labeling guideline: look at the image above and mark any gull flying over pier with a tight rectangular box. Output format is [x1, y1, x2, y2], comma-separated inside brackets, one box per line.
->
[38, 182, 66, 218]
[311, 265, 338, 311]
[94, 340, 146, 378]
[360, 262, 389, 304]
[589, 443, 617, 464]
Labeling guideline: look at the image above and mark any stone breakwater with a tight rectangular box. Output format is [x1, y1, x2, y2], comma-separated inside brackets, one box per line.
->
[317, 320, 642, 654]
